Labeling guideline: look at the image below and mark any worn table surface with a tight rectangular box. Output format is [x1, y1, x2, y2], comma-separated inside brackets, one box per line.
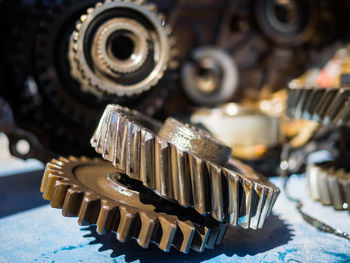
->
[0, 135, 349, 262]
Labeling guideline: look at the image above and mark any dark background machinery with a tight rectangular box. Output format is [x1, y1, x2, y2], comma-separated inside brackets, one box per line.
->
[1, 0, 350, 162]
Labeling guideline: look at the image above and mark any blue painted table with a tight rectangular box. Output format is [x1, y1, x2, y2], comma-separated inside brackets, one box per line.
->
[0, 162, 349, 262]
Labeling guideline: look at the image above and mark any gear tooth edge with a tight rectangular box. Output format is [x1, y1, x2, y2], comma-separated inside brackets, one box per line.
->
[50, 180, 70, 208]
[188, 154, 207, 215]
[215, 224, 227, 245]
[43, 173, 61, 200]
[170, 145, 191, 207]
[173, 220, 195, 254]
[191, 226, 210, 253]
[205, 225, 221, 250]
[326, 170, 343, 210]
[207, 162, 224, 222]
[62, 187, 84, 217]
[238, 179, 254, 229]
[145, 2, 157, 12]
[250, 184, 266, 229]
[339, 175, 350, 211]
[157, 216, 177, 252]
[137, 212, 157, 248]
[78, 193, 100, 226]
[115, 117, 130, 171]
[96, 110, 113, 156]
[96, 200, 119, 235]
[41, 165, 57, 193]
[126, 123, 141, 180]
[223, 169, 240, 226]
[154, 137, 171, 197]
[306, 164, 321, 200]
[139, 128, 155, 189]
[116, 206, 136, 242]
[318, 167, 332, 205]
[103, 111, 118, 162]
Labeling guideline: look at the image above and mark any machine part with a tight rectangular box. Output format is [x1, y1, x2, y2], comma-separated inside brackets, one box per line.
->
[287, 86, 350, 126]
[181, 46, 238, 105]
[69, 0, 175, 97]
[190, 103, 281, 160]
[0, 97, 55, 161]
[0, 0, 176, 161]
[91, 104, 280, 229]
[255, 0, 317, 46]
[306, 162, 350, 211]
[40, 156, 227, 253]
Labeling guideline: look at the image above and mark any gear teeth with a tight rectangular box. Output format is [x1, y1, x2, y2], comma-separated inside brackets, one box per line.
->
[173, 220, 195, 253]
[62, 187, 84, 217]
[137, 212, 157, 248]
[42, 157, 227, 253]
[50, 180, 70, 208]
[207, 163, 224, 222]
[189, 154, 208, 215]
[42, 173, 61, 200]
[154, 137, 171, 197]
[170, 145, 191, 207]
[306, 163, 350, 211]
[92, 105, 280, 228]
[158, 217, 177, 252]
[287, 86, 350, 126]
[69, 0, 176, 98]
[117, 207, 136, 242]
[139, 129, 155, 188]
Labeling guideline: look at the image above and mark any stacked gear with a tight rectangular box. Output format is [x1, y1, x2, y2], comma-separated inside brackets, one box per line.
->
[41, 104, 280, 253]
[307, 162, 350, 211]
[286, 47, 350, 211]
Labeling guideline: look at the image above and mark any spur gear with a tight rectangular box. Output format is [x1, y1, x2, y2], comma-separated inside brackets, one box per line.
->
[40, 156, 227, 253]
[69, 0, 175, 97]
[306, 162, 350, 211]
[91, 104, 280, 229]
[287, 85, 350, 126]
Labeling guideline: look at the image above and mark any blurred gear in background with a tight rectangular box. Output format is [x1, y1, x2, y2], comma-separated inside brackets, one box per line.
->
[1, 0, 350, 162]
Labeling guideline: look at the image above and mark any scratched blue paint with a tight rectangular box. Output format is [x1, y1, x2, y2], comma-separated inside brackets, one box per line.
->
[0, 174, 349, 262]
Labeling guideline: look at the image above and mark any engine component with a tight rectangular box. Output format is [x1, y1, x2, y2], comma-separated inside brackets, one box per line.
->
[181, 47, 238, 105]
[0, 0, 176, 161]
[287, 86, 350, 126]
[190, 103, 281, 160]
[91, 104, 280, 229]
[306, 162, 349, 211]
[40, 156, 227, 253]
[69, 0, 175, 97]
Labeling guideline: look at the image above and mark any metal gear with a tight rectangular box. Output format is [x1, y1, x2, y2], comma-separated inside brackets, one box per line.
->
[69, 0, 176, 97]
[91, 104, 280, 229]
[40, 156, 227, 253]
[306, 162, 350, 211]
[181, 46, 239, 106]
[287, 85, 350, 126]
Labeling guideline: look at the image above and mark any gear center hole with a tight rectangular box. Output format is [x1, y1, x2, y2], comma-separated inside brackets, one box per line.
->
[110, 34, 135, 61]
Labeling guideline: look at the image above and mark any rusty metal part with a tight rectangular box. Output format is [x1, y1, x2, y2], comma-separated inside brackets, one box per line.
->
[91, 104, 280, 229]
[306, 162, 350, 211]
[287, 85, 350, 126]
[181, 46, 239, 105]
[69, 0, 176, 97]
[190, 103, 281, 160]
[40, 156, 227, 253]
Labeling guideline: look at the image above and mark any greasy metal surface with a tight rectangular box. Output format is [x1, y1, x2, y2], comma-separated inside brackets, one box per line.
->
[40, 156, 227, 253]
[306, 162, 350, 211]
[69, 0, 174, 97]
[91, 104, 280, 228]
[158, 117, 232, 166]
[287, 86, 350, 126]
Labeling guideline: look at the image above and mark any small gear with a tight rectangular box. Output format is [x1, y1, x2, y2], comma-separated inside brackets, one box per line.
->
[40, 156, 227, 253]
[306, 162, 350, 211]
[287, 86, 350, 126]
[91, 104, 280, 229]
[69, 0, 176, 97]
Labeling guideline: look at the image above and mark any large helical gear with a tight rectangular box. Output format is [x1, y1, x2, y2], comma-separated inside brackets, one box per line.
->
[40, 156, 227, 253]
[69, 0, 176, 97]
[91, 104, 280, 229]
